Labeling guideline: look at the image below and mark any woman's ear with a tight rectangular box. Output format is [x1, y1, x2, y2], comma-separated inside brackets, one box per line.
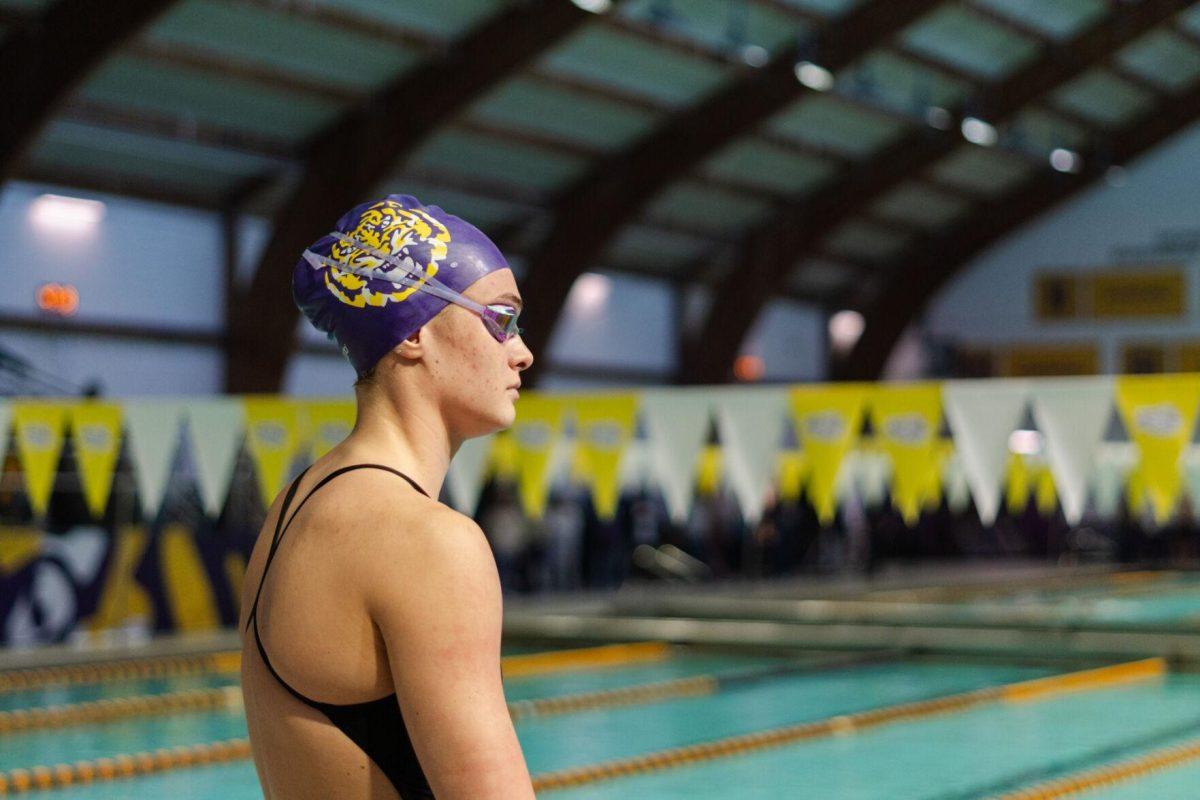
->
[394, 328, 423, 362]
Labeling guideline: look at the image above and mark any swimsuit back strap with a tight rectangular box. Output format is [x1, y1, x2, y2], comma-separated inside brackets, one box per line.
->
[246, 464, 430, 631]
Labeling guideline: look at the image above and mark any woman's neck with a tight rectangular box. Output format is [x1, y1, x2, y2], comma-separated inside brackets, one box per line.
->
[340, 385, 453, 500]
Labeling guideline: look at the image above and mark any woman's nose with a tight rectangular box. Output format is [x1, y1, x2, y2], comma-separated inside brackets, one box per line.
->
[510, 336, 534, 372]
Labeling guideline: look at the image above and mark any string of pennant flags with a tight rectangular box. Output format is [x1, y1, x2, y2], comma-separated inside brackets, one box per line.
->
[3, 373, 1200, 528]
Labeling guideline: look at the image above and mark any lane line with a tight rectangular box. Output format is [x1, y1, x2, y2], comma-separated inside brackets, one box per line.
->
[994, 734, 1200, 799]
[530, 658, 1166, 792]
[0, 686, 242, 735]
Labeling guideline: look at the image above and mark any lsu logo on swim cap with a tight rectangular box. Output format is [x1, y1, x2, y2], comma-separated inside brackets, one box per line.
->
[324, 199, 451, 309]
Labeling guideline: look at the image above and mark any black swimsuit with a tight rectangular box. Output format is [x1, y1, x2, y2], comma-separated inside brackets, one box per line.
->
[247, 464, 435, 799]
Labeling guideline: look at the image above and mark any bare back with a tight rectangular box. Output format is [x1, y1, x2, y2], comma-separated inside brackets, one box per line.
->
[240, 459, 533, 799]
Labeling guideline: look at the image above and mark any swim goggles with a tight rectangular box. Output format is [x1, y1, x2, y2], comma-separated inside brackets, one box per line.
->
[302, 232, 523, 343]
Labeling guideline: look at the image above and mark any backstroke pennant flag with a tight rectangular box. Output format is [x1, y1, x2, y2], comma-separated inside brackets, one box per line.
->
[185, 398, 246, 518]
[0, 401, 11, 469]
[303, 399, 356, 461]
[640, 389, 713, 524]
[511, 392, 566, 520]
[571, 393, 639, 521]
[243, 397, 302, 508]
[1030, 376, 1114, 526]
[446, 434, 494, 515]
[942, 379, 1030, 526]
[122, 400, 188, 520]
[869, 383, 943, 526]
[69, 402, 124, 519]
[777, 450, 808, 505]
[12, 401, 68, 518]
[1115, 373, 1200, 523]
[712, 386, 790, 525]
[789, 384, 869, 525]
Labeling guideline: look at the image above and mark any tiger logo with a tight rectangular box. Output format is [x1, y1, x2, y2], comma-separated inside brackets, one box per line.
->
[324, 199, 450, 308]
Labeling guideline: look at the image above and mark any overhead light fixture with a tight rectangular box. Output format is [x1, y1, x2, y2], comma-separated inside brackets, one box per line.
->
[740, 44, 769, 68]
[794, 61, 834, 92]
[925, 106, 953, 130]
[567, 273, 611, 317]
[1008, 429, 1043, 456]
[1049, 147, 1083, 173]
[28, 194, 106, 235]
[828, 309, 865, 354]
[960, 116, 997, 146]
[570, 0, 612, 12]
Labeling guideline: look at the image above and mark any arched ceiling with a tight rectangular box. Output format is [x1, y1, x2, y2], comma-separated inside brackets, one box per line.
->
[4, 0, 1200, 388]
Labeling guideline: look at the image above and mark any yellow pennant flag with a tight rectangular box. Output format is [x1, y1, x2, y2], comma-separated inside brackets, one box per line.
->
[1115, 374, 1200, 523]
[243, 397, 302, 508]
[922, 439, 954, 513]
[1006, 453, 1031, 515]
[789, 384, 868, 525]
[696, 445, 722, 497]
[69, 403, 124, 519]
[511, 394, 565, 519]
[489, 430, 518, 482]
[869, 383, 943, 526]
[1034, 458, 1058, 517]
[777, 450, 808, 504]
[571, 394, 638, 521]
[12, 402, 68, 518]
[303, 399, 356, 460]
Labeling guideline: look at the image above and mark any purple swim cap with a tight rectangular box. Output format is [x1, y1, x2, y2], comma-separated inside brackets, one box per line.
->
[293, 194, 511, 376]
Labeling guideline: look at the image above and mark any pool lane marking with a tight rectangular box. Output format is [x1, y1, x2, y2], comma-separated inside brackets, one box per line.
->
[0, 686, 243, 735]
[0, 737, 251, 794]
[501, 641, 672, 679]
[0, 653, 241, 695]
[509, 652, 899, 721]
[0, 641, 674, 696]
[0, 652, 892, 734]
[529, 658, 1167, 793]
[0, 658, 1164, 795]
[994, 735, 1200, 799]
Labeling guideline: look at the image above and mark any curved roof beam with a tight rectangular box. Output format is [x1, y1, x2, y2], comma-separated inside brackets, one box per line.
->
[0, 0, 176, 183]
[226, 0, 601, 393]
[516, 0, 942, 386]
[681, 0, 1196, 384]
[836, 66, 1200, 380]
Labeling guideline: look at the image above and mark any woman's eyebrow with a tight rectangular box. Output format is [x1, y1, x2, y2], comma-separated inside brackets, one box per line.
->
[494, 293, 523, 309]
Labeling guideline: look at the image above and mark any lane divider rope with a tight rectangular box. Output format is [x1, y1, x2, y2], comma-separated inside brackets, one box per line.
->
[0, 686, 243, 735]
[0, 738, 251, 794]
[529, 658, 1167, 792]
[994, 735, 1200, 799]
[510, 653, 896, 721]
[0, 653, 241, 695]
[0, 640, 675, 697]
[0, 657, 1164, 794]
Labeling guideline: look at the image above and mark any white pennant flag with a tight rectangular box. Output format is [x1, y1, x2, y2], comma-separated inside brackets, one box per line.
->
[1093, 442, 1137, 520]
[1031, 376, 1114, 525]
[0, 401, 11, 470]
[185, 399, 246, 517]
[1183, 445, 1200, 514]
[942, 451, 972, 514]
[712, 387, 790, 525]
[122, 400, 188, 520]
[641, 390, 712, 525]
[446, 435, 493, 515]
[943, 379, 1030, 526]
[619, 439, 651, 491]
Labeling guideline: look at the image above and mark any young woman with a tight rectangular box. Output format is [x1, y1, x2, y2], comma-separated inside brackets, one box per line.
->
[240, 195, 535, 798]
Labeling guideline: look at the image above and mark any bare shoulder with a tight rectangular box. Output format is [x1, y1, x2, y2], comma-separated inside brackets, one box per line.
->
[321, 471, 497, 616]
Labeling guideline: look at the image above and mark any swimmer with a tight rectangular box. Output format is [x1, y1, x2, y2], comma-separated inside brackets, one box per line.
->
[239, 195, 535, 799]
